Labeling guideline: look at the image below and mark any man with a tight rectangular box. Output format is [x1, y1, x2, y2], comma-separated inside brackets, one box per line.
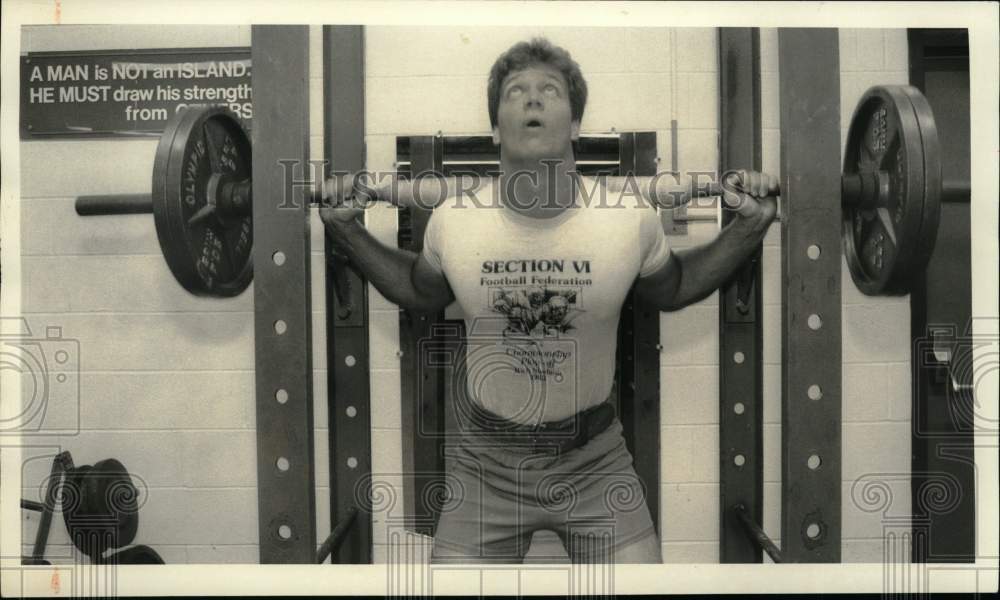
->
[320, 38, 777, 563]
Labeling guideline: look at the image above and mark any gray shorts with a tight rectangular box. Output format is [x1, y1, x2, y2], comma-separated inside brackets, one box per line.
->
[431, 417, 658, 563]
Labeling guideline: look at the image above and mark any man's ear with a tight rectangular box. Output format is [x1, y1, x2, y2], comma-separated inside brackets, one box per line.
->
[570, 120, 581, 141]
[492, 125, 501, 145]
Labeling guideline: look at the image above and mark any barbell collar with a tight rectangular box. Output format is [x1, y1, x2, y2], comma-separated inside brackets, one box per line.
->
[217, 178, 253, 219]
[840, 171, 888, 210]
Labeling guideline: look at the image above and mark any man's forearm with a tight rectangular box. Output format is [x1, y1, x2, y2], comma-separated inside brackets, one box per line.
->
[325, 218, 434, 312]
[668, 212, 771, 308]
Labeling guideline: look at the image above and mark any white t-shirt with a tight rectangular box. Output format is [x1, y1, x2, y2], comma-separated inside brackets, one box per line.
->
[421, 177, 671, 425]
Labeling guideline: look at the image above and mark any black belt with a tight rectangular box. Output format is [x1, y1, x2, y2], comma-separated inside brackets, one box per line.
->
[468, 401, 617, 454]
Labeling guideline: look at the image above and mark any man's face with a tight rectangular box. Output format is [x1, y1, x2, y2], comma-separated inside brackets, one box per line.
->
[492, 64, 581, 163]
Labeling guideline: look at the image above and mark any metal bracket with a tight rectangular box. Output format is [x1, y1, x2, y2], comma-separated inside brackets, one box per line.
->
[327, 252, 365, 327]
[663, 121, 687, 236]
[733, 252, 760, 318]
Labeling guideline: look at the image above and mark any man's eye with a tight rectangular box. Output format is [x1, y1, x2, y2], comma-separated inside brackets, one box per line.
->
[543, 84, 559, 96]
[507, 86, 523, 98]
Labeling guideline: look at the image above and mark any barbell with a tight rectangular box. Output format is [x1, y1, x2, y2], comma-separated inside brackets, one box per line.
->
[75, 84, 967, 298]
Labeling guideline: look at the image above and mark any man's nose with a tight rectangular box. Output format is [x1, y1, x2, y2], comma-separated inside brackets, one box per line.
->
[524, 88, 543, 109]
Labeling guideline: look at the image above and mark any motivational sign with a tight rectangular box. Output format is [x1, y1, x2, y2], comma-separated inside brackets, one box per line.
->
[20, 47, 252, 138]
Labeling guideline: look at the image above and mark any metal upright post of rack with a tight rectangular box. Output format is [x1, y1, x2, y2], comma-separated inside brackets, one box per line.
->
[251, 25, 317, 563]
[617, 131, 661, 535]
[324, 25, 373, 564]
[718, 27, 765, 564]
[777, 28, 843, 562]
[398, 136, 448, 536]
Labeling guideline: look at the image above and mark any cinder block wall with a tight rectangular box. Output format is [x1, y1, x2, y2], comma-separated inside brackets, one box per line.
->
[19, 25, 913, 565]
[18, 25, 333, 564]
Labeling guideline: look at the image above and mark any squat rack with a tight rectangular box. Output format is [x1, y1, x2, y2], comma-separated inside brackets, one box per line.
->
[251, 25, 371, 564]
[716, 28, 844, 564]
[249, 26, 912, 564]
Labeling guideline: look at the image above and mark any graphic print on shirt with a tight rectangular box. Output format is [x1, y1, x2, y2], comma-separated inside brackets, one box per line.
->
[479, 257, 593, 383]
[490, 286, 584, 337]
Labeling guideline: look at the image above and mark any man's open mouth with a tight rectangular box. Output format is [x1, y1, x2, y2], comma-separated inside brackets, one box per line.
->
[524, 118, 544, 129]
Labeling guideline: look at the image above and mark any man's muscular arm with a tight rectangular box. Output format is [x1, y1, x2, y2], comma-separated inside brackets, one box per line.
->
[636, 170, 778, 311]
[323, 214, 455, 315]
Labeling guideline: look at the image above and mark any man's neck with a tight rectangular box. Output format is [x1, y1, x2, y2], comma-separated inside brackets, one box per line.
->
[498, 154, 579, 219]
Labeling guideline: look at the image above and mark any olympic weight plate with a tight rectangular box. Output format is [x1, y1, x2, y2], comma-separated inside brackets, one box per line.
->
[151, 106, 253, 297]
[842, 85, 939, 296]
[898, 85, 942, 284]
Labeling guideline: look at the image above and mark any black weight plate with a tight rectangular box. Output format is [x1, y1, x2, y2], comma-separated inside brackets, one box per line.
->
[842, 85, 927, 296]
[151, 106, 253, 297]
[61, 459, 138, 558]
[898, 85, 942, 286]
